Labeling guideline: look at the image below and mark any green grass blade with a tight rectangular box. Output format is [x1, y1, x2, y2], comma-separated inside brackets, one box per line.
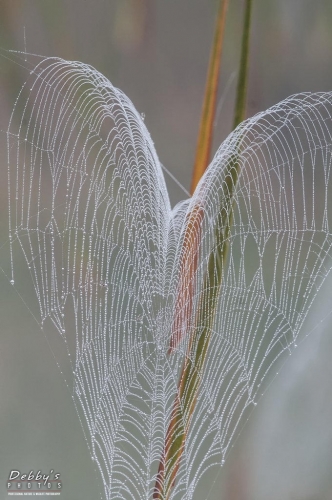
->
[233, 0, 253, 129]
[154, 2, 253, 498]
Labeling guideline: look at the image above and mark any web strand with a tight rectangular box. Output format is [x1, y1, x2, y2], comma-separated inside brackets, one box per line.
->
[7, 56, 332, 499]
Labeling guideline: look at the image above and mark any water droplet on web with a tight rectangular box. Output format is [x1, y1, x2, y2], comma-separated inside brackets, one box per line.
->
[9, 56, 332, 500]
[10, 280, 14, 285]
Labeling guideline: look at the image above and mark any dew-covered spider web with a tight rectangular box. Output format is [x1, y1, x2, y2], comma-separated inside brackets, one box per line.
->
[7, 55, 332, 500]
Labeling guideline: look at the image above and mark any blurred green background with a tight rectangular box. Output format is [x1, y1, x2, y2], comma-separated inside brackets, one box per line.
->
[1, 1, 332, 499]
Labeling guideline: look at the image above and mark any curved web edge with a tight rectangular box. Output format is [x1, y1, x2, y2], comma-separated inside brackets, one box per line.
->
[7, 56, 176, 499]
[6, 53, 332, 500]
[170, 91, 332, 496]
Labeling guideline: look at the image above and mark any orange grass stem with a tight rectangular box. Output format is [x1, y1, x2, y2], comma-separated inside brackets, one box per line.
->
[154, 1, 253, 498]
[190, 0, 230, 195]
[168, 0, 229, 354]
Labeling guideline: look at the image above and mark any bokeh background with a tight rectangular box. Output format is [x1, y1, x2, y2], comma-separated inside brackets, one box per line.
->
[1, 1, 332, 499]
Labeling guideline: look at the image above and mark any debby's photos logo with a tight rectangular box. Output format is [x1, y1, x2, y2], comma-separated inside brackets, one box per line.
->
[7, 470, 62, 496]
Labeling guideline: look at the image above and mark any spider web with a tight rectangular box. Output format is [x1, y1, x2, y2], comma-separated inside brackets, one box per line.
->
[7, 55, 332, 499]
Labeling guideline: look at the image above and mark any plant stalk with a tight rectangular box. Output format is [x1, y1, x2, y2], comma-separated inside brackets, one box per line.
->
[233, 0, 253, 129]
[190, 0, 230, 195]
[154, 1, 253, 498]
